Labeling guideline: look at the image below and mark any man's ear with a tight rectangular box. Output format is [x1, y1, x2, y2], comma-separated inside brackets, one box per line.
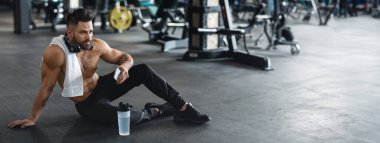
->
[66, 29, 73, 38]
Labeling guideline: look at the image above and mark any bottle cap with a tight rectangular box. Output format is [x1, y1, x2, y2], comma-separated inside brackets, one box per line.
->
[118, 102, 132, 111]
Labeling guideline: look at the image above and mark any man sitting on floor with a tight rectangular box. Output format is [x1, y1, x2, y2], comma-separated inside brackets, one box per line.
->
[8, 8, 210, 128]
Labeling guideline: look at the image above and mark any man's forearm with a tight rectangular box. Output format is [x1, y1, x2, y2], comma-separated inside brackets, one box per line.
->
[28, 88, 51, 122]
[119, 53, 134, 70]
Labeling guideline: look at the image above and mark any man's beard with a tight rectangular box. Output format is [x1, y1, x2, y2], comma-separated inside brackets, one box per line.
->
[73, 34, 94, 50]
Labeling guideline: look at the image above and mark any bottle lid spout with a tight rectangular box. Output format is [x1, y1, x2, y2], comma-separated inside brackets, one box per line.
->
[118, 102, 132, 111]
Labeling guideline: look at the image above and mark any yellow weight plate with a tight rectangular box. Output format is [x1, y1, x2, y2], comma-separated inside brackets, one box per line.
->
[109, 6, 133, 31]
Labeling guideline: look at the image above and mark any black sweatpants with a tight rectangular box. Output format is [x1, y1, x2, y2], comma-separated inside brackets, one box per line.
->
[75, 64, 186, 125]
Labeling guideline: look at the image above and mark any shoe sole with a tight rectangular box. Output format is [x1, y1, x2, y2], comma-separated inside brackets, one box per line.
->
[173, 115, 210, 124]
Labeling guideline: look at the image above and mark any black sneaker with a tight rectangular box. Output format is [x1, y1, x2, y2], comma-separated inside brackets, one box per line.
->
[173, 103, 211, 124]
[144, 102, 175, 119]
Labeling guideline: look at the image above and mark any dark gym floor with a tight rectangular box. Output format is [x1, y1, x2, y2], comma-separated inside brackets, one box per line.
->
[1, 8, 380, 143]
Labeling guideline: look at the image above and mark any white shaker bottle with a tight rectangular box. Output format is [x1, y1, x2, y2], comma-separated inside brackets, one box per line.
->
[117, 102, 132, 136]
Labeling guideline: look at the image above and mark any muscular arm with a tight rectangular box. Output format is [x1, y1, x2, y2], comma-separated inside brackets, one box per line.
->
[8, 45, 64, 128]
[97, 39, 134, 84]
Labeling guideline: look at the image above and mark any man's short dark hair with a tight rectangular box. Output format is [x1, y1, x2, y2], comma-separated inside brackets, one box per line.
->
[66, 8, 94, 28]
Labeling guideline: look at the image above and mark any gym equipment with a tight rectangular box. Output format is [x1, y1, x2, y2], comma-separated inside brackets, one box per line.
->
[263, 0, 300, 54]
[373, 0, 380, 18]
[14, 0, 31, 34]
[137, 0, 189, 52]
[44, 0, 64, 32]
[280, 0, 339, 25]
[313, 0, 339, 25]
[89, 0, 139, 32]
[183, 0, 272, 70]
[235, 2, 266, 48]
[232, 0, 264, 22]
[109, 6, 133, 31]
[280, 0, 314, 21]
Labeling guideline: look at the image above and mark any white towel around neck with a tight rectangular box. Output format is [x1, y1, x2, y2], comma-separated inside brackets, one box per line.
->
[49, 35, 84, 97]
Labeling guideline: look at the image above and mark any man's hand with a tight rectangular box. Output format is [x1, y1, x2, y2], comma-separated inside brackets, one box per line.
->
[116, 66, 129, 85]
[8, 119, 35, 129]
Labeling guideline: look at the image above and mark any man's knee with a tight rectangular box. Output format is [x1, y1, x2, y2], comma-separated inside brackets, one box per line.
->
[134, 64, 150, 69]
[131, 64, 153, 74]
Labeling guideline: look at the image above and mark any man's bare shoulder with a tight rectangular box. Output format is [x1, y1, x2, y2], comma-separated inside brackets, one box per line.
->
[93, 38, 112, 53]
[93, 38, 109, 48]
[42, 44, 65, 67]
[93, 38, 104, 43]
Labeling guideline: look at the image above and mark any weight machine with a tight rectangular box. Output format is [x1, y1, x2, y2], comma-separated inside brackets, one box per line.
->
[138, 0, 189, 52]
[280, 0, 339, 25]
[313, 0, 339, 25]
[264, 0, 301, 54]
[234, 2, 267, 48]
[232, 0, 301, 54]
[183, 0, 272, 70]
